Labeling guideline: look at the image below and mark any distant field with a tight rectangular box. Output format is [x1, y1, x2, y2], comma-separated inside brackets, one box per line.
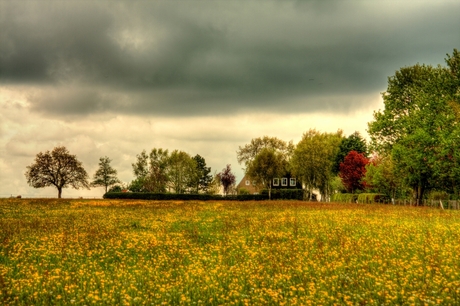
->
[1, 199, 459, 305]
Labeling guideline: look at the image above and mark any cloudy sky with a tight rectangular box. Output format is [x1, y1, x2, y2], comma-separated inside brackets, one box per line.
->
[1, 0, 459, 198]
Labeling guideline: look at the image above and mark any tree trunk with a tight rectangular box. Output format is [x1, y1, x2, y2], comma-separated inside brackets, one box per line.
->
[268, 186, 271, 200]
[58, 188, 62, 199]
[413, 184, 425, 206]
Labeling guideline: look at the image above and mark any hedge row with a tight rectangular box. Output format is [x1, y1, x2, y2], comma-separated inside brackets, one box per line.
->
[261, 189, 304, 200]
[331, 193, 389, 203]
[103, 189, 304, 201]
[103, 192, 268, 201]
[331, 193, 358, 203]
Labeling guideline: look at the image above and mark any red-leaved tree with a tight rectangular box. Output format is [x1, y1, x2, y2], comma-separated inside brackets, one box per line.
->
[339, 150, 369, 193]
[219, 164, 236, 196]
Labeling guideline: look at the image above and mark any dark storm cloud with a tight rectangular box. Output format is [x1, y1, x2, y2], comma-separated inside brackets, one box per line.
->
[1, 1, 459, 117]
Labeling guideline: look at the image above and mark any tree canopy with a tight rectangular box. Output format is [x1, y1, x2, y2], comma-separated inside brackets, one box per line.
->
[237, 136, 294, 168]
[131, 148, 170, 192]
[91, 156, 120, 193]
[25, 146, 90, 198]
[219, 164, 236, 196]
[291, 129, 343, 201]
[339, 151, 369, 193]
[168, 150, 199, 194]
[131, 148, 203, 194]
[364, 154, 404, 200]
[368, 49, 460, 203]
[332, 131, 367, 174]
[246, 148, 286, 200]
[192, 154, 213, 193]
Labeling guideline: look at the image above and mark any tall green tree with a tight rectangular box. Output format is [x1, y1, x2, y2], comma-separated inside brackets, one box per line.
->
[237, 136, 294, 168]
[25, 146, 90, 198]
[167, 150, 199, 194]
[131, 148, 170, 192]
[145, 148, 170, 193]
[364, 154, 405, 200]
[246, 148, 286, 200]
[91, 156, 120, 193]
[368, 49, 460, 204]
[291, 129, 343, 201]
[191, 154, 213, 193]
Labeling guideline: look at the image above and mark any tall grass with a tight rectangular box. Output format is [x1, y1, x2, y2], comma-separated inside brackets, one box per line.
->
[1, 199, 459, 305]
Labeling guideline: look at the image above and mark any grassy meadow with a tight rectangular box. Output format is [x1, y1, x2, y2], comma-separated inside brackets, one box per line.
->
[1, 199, 459, 305]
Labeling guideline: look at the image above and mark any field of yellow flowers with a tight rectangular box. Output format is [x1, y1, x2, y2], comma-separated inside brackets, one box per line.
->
[1, 198, 459, 305]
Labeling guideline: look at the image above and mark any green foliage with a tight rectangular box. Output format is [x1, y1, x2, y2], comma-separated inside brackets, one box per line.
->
[364, 154, 402, 199]
[131, 148, 201, 194]
[108, 185, 123, 193]
[329, 175, 346, 194]
[168, 150, 199, 194]
[427, 191, 449, 201]
[145, 148, 170, 193]
[192, 154, 213, 193]
[128, 178, 145, 192]
[291, 129, 343, 201]
[237, 136, 294, 168]
[368, 49, 460, 203]
[331, 193, 358, 203]
[246, 148, 286, 200]
[91, 156, 120, 193]
[132, 148, 170, 193]
[356, 193, 389, 204]
[238, 188, 250, 195]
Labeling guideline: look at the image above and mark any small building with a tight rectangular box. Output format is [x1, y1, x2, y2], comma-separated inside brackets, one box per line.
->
[236, 172, 302, 195]
[271, 172, 302, 190]
[236, 175, 260, 194]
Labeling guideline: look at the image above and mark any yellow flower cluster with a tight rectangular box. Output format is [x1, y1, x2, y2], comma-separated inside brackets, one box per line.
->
[0, 198, 459, 305]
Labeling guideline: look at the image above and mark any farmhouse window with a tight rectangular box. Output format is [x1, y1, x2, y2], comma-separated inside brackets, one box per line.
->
[290, 178, 296, 186]
[281, 178, 288, 186]
[245, 180, 250, 185]
[273, 178, 279, 186]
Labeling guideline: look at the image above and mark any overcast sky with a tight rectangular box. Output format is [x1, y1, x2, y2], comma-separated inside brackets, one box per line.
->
[1, 0, 459, 198]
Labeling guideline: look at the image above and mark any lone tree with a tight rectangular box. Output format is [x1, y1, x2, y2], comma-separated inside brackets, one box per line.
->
[25, 146, 90, 198]
[91, 156, 121, 193]
[219, 164, 236, 196]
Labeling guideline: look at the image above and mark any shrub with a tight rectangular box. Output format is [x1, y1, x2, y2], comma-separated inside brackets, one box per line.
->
[238, 188, 250, 195]
[357, 193, 389, 204]
[331, 193, 358, 203]
[428, 191, 449, 201]
[108, 185, 123, 193]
